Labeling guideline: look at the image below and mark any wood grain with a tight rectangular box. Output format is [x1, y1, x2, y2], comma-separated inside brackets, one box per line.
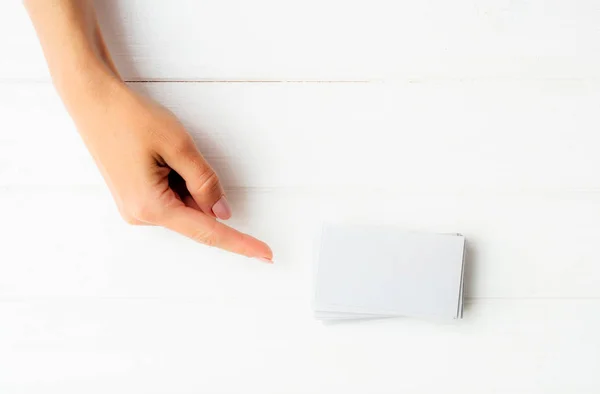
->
[2, 0, 600, 80]
[1, 187, 599, 298]
[1, 298, 599, 393]
[2, 81, 599, 191]
[3, 81, 599, 299]
[2, 2, 600, 392]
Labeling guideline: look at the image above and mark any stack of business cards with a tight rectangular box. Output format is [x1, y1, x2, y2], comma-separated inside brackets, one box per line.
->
[313, 224, 466, 322]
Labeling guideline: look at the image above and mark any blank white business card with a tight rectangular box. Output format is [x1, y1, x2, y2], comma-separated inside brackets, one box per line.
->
[313, 224, 466, 321]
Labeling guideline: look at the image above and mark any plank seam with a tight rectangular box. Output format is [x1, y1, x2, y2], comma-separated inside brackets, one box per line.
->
[0, 296, 599, 301]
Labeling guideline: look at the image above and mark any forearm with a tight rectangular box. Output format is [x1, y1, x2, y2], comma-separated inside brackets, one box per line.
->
[24, 0, 124, 115]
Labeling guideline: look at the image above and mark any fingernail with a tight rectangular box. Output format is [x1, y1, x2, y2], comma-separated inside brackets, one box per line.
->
[256, 257, 274, 264]
[212, 196, 232, 220]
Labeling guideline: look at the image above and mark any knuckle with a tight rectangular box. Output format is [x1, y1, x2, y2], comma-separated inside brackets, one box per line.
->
[118, 205, 141, 225]
[128, 198, 162, 223]
[190, 221, 218, 247]
[170, 134, 195, 155]
[121, 214, 141, 226]
[193, 170, 220, 196]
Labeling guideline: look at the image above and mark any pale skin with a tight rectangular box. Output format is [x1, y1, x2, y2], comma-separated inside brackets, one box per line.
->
[24, 0, 274, 262]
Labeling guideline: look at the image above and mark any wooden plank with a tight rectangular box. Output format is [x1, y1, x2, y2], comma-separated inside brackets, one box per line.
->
[1, 188, 600, 298]
[1, 298, 599, 393]
[2, 0, 600, 80]
[2, 80, 600, 191]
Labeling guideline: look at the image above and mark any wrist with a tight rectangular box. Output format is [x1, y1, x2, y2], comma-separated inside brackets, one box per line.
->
[25, 0, 129, 133]
[43, 18, 123, 116]
[56, 59, 126, 117]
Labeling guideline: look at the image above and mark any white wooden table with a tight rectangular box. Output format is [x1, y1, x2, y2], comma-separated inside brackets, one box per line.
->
[1, 1, 599, 393]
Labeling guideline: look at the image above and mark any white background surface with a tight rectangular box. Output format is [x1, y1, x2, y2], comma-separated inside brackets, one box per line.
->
[1, 1, 599, 393]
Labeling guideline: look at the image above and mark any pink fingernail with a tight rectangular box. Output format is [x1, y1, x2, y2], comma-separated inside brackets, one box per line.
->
[256, 257, 274, 264]
[212, 196, 232, 220]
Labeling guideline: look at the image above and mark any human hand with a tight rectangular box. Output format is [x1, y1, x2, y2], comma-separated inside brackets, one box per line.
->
[64, 77, 273, 262]
[25, 0, 272, 262]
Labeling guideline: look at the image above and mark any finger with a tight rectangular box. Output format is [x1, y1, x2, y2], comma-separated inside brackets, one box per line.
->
[182, 195, 201, 210]
[161, 137, 231, 220]
[169, 171, 204, 211]
[126, 218, 155, 226]
[160, 205, 273, 261]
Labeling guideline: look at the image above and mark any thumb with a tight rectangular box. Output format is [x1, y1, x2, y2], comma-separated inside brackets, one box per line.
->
[162, 136, 232, 220]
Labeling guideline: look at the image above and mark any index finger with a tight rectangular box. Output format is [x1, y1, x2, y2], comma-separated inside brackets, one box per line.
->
[160, 205, 273, 262]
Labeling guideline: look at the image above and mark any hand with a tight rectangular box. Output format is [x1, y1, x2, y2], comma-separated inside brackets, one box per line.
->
[66, 77, 273, 262]
[24, 0, 272, 262]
